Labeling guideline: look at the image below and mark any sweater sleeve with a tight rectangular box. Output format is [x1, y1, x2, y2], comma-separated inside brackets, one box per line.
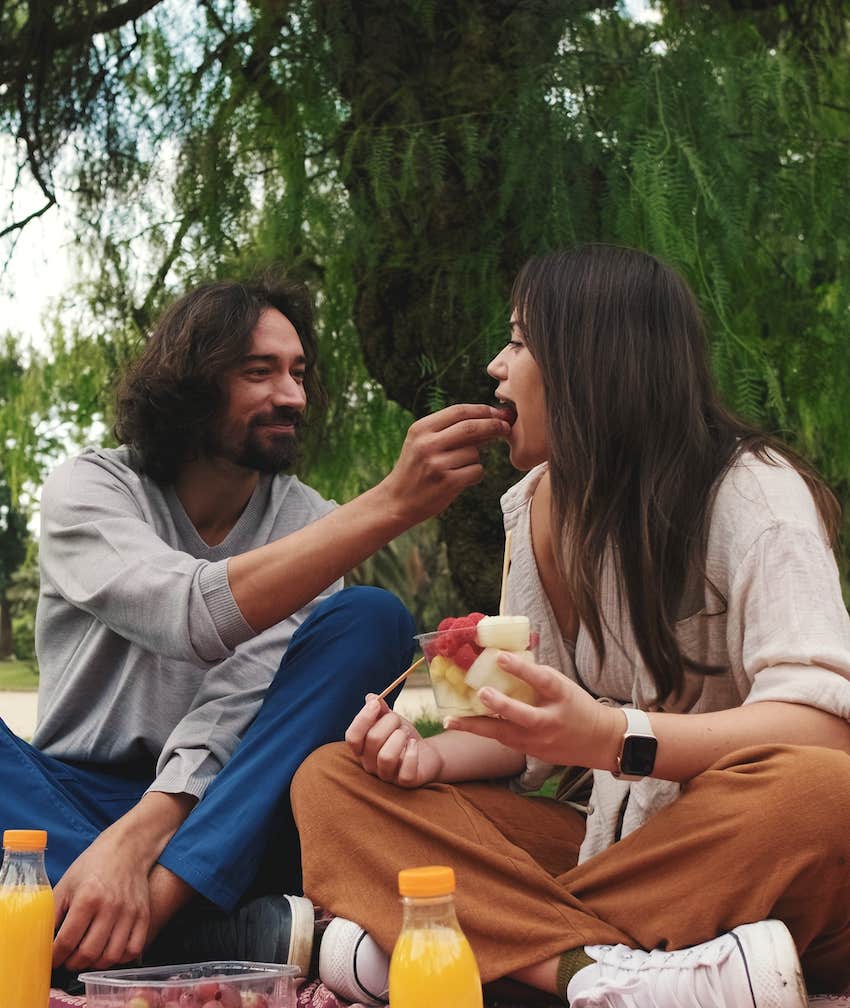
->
[729, 522, 850, 719]
[147, 586, 338, 797]
[39, 454, 255, 665]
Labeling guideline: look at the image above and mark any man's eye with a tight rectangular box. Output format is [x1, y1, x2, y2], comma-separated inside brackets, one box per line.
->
[246, 368, 272, 378]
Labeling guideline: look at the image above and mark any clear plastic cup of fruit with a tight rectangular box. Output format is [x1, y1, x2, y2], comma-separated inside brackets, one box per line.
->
[416, 613, 538, 717]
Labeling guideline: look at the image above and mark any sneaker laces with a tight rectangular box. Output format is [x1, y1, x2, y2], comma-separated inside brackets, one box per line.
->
[571, 946, 742, 1008]
[570, 975, 642, 1007]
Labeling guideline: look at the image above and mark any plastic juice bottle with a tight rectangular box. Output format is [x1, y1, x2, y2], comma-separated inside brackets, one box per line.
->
[0, 829, 54, 1008]
[388, 865, 483, 1008]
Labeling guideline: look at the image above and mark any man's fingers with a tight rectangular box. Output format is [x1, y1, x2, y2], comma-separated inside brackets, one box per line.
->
[126, 915, 149, 963]
[100, 913, 135, 969]
[420, 403, 510, 434]
[52, 904, 88, 967]
[429, 415, 511, 452]
[54, 898, 113, 970]
[439, 446, 485, 471]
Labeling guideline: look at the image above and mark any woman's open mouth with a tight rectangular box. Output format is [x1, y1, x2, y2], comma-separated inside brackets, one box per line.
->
[496, 400, 518, 426]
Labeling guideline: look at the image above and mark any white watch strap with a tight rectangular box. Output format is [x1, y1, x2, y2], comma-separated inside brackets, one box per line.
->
[623, 707, 653, 736]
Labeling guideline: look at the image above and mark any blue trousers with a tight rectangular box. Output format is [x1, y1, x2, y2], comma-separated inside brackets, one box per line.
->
[0, 587, 414, 911]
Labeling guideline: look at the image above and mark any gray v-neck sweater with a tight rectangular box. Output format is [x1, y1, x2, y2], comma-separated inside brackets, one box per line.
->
[32, 446, 340, 798]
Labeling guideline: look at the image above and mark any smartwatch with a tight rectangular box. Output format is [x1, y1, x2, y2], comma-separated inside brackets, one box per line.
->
[613, 707, 657, 781]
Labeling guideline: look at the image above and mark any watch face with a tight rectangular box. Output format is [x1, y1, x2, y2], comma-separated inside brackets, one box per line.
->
[622, 735, 658, 777]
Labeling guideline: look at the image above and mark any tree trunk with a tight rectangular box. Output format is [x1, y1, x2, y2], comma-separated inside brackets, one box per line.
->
[316, 0, 594, 607]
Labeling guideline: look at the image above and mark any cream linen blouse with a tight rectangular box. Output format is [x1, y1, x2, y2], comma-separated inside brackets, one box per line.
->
[501, 452, 850, 863]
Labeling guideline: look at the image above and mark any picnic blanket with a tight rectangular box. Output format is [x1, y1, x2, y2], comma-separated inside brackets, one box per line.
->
[51, 986, 850, 1007]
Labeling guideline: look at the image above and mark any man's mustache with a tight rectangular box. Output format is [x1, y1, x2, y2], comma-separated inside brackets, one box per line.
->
[250, 407, 304, 430]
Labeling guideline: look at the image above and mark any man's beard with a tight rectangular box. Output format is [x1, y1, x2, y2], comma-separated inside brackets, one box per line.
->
[210, 408, 303, 473]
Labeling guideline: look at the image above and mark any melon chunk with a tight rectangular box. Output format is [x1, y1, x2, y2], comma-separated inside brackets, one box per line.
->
[464, 647, 537, 707]
[475, 615, 531, 651]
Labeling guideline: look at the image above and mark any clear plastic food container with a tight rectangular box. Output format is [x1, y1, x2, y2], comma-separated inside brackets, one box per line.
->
[78, 960, 300, 1008]
[416, 615, 537, 718]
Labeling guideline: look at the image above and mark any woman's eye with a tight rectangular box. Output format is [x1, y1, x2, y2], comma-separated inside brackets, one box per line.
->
[292, 371, 306, 383]
[507, 339, 524, 351]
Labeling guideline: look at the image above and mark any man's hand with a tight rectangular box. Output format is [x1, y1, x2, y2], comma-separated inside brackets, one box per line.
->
[52, 824, 152, 970]
[346, 694, 444, 788]
[380, 404, 512, 527]
[53, 791, 196, 971]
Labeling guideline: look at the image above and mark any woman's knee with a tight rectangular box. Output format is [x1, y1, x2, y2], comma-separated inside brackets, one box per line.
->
[292, 742, 360, 816]
[721, 744, 850, 858]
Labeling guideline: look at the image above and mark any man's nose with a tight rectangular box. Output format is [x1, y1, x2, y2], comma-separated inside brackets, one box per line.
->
[271, 374, 307, 409]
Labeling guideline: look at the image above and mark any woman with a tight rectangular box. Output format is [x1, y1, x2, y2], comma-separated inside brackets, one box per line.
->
[291, 245, 850, 1007]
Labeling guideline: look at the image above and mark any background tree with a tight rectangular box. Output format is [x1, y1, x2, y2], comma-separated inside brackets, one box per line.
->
[2, 0, 849, 618]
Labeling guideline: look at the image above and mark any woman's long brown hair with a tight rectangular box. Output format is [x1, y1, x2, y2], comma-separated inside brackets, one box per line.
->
[513, 245, 840, 702]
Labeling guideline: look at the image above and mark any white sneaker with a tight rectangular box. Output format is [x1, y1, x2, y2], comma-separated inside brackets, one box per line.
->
[568, 920, 807, 1007]
[319, 916, 389, 1006]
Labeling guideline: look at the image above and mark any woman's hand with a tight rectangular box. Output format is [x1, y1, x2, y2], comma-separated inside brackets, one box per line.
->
[446, 651, 622, 770]
[346, 694, 444, 787]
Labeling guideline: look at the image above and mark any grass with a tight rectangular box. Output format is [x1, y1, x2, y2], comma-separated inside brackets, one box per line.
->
[0, 658, 39, 690]
[413, 715, 444, 738]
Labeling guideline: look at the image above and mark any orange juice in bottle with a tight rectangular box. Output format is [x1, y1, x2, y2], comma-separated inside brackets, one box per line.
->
[0, 829, 54, 1008]
[388, 865, 483, 1008]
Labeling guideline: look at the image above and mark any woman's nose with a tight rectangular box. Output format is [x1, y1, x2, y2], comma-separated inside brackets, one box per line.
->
[486, 349, 507, 380]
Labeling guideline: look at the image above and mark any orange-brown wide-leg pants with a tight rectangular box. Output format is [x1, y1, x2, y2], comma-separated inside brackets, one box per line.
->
[291, 742, 850, 993]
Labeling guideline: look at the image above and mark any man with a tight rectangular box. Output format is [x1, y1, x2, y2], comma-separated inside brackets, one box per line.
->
[0, 275, 510, 979]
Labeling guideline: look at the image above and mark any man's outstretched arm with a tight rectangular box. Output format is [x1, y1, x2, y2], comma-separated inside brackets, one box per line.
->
[228, 403, 510, 631]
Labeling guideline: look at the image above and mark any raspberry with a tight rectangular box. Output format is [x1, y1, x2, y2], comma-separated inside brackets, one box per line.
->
[454, 643, 481, 670]
[435, 631, 456, 657]
[468, 612, 487, 624]
[437, 617, 456, 631]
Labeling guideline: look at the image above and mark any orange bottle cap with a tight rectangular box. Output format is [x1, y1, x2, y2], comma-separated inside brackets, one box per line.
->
[3, 830, 48, 850]
[398, 865, 455, 897]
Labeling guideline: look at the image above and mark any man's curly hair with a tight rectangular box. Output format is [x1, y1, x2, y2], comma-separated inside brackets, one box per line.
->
[114, 274, 322, 484]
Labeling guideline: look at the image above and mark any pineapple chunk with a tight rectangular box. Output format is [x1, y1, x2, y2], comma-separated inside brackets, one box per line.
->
[429, 654, 450, 681]
[444, 662, 467, 689]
